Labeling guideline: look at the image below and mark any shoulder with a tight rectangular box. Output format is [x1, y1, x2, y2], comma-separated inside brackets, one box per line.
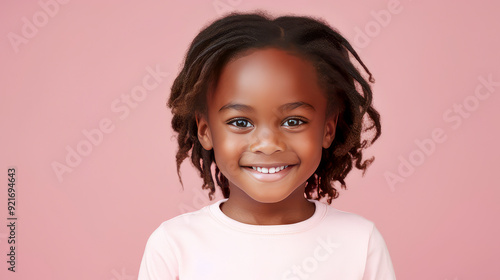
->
[139, 206, 215, 280]
[160, 209, 208, 230]
[318, 201, 376, 235]
[141, 203, 214, 257]
[150, 200, 220, 239]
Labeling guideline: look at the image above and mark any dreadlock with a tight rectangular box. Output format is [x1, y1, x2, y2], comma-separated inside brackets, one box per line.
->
[167, 11, 381, 204]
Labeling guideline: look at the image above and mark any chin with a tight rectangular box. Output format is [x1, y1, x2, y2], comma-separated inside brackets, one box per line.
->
[245, 189, 294, 204]
[251, 197, 284, 204]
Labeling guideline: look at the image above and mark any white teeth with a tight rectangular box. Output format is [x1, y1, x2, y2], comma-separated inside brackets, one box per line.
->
[251, 165, 289, 174]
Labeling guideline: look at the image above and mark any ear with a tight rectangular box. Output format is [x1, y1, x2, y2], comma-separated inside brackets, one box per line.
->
[322, 112, 338, 149]
[195, 113, 213, 151]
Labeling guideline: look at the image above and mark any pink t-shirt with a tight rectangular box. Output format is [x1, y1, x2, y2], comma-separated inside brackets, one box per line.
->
[138, 198, 396, 279]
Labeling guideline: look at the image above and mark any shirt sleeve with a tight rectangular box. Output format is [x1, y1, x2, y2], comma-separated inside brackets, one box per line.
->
[138, 224, 179, 280]
[362, 224, 397, 280]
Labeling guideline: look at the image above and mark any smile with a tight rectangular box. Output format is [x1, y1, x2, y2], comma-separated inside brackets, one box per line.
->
[243, 164, 295, 183]
[251, 165, 289, 174]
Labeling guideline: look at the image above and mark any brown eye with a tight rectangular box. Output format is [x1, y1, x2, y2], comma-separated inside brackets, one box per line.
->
[283, 118, 305, 127]
[228, 118, 253, 128]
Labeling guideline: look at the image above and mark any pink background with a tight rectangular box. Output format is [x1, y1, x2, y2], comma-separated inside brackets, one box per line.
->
[1, 0, 499, 279]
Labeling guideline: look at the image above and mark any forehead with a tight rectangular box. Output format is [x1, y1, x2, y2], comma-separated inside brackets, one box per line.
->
[208, 48, 326, 110]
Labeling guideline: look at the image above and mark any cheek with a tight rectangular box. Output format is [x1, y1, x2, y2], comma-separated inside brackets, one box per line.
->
[211, 127, 247, 171]
[290, 126, 325, 160]
[214, 131, 245, 154]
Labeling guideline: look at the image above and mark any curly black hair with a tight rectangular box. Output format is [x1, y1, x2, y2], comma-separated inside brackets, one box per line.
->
[167, 11, 381, 204]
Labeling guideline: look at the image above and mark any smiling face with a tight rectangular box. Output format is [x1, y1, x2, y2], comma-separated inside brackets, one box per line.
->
[196, 48, 337, 205]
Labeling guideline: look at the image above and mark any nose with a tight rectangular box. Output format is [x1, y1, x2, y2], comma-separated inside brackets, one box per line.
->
[249, 126, 285, 155]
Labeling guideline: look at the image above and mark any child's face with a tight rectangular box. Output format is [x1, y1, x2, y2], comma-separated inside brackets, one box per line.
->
[196, 48, 337, 204]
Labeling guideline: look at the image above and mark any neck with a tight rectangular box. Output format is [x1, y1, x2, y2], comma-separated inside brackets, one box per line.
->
[219, 183, 316, 225]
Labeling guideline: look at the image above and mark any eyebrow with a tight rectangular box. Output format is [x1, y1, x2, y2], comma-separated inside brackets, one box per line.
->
[218, 101, 316, 113]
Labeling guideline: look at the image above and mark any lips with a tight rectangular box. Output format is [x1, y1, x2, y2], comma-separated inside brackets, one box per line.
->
[242, 164, 296, 182]
[251, 165, 289, 174]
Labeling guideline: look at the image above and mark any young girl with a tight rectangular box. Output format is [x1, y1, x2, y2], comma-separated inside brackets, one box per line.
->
[139, 11, 396, 280]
